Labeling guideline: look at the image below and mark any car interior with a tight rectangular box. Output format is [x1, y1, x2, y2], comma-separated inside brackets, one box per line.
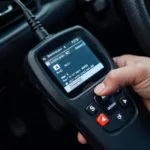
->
[0, 0, 150, 149]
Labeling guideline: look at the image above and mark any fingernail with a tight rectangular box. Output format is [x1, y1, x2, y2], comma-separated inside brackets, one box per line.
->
[94, 83, 105, 94]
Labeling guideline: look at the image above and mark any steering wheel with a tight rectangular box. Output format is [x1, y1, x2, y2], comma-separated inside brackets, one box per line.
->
[122, 0, 150, 56]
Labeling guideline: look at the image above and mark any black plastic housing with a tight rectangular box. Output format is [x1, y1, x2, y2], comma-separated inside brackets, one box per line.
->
[25, 26, 150, 150]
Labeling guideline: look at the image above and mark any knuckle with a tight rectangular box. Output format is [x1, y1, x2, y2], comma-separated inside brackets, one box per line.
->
[136, 63, 146, 75]
[107, 70, 118, 81]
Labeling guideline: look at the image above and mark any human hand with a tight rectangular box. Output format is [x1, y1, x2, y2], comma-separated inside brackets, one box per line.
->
[78, 54, 150, 144]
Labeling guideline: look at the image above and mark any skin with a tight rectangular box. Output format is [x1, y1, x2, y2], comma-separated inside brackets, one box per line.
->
[77, 55, 150, 144]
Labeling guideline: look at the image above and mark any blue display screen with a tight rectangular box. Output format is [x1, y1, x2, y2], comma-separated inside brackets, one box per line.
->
[42, 37, 104, 93]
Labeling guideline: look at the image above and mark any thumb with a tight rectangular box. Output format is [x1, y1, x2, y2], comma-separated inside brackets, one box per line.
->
[94, 65, 146, 96]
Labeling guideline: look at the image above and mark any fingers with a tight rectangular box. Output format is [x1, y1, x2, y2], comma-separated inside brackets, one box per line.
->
[77, 55, 147, 145]
[95, 65, 146, 96]
[78, 66, 139, 144]
[114, 55, 142, 67]
[77, 132, 87, 144]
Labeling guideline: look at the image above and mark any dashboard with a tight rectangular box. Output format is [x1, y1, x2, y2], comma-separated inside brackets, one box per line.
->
[1, 1, 150, 144]
[0, 0, 146, 94]
[0, 0, 76, 61]
[0, 0, 77, 135]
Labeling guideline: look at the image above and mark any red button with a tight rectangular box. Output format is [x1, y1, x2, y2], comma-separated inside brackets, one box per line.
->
[97, 114, 109, 127]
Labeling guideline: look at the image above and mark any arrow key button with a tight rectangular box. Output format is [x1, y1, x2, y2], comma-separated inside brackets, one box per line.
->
[97, 114, 110, 127]
[119, 97, 129, 108]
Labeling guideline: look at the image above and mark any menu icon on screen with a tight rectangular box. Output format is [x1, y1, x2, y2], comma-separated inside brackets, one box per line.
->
[53, 64, 60, 71]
